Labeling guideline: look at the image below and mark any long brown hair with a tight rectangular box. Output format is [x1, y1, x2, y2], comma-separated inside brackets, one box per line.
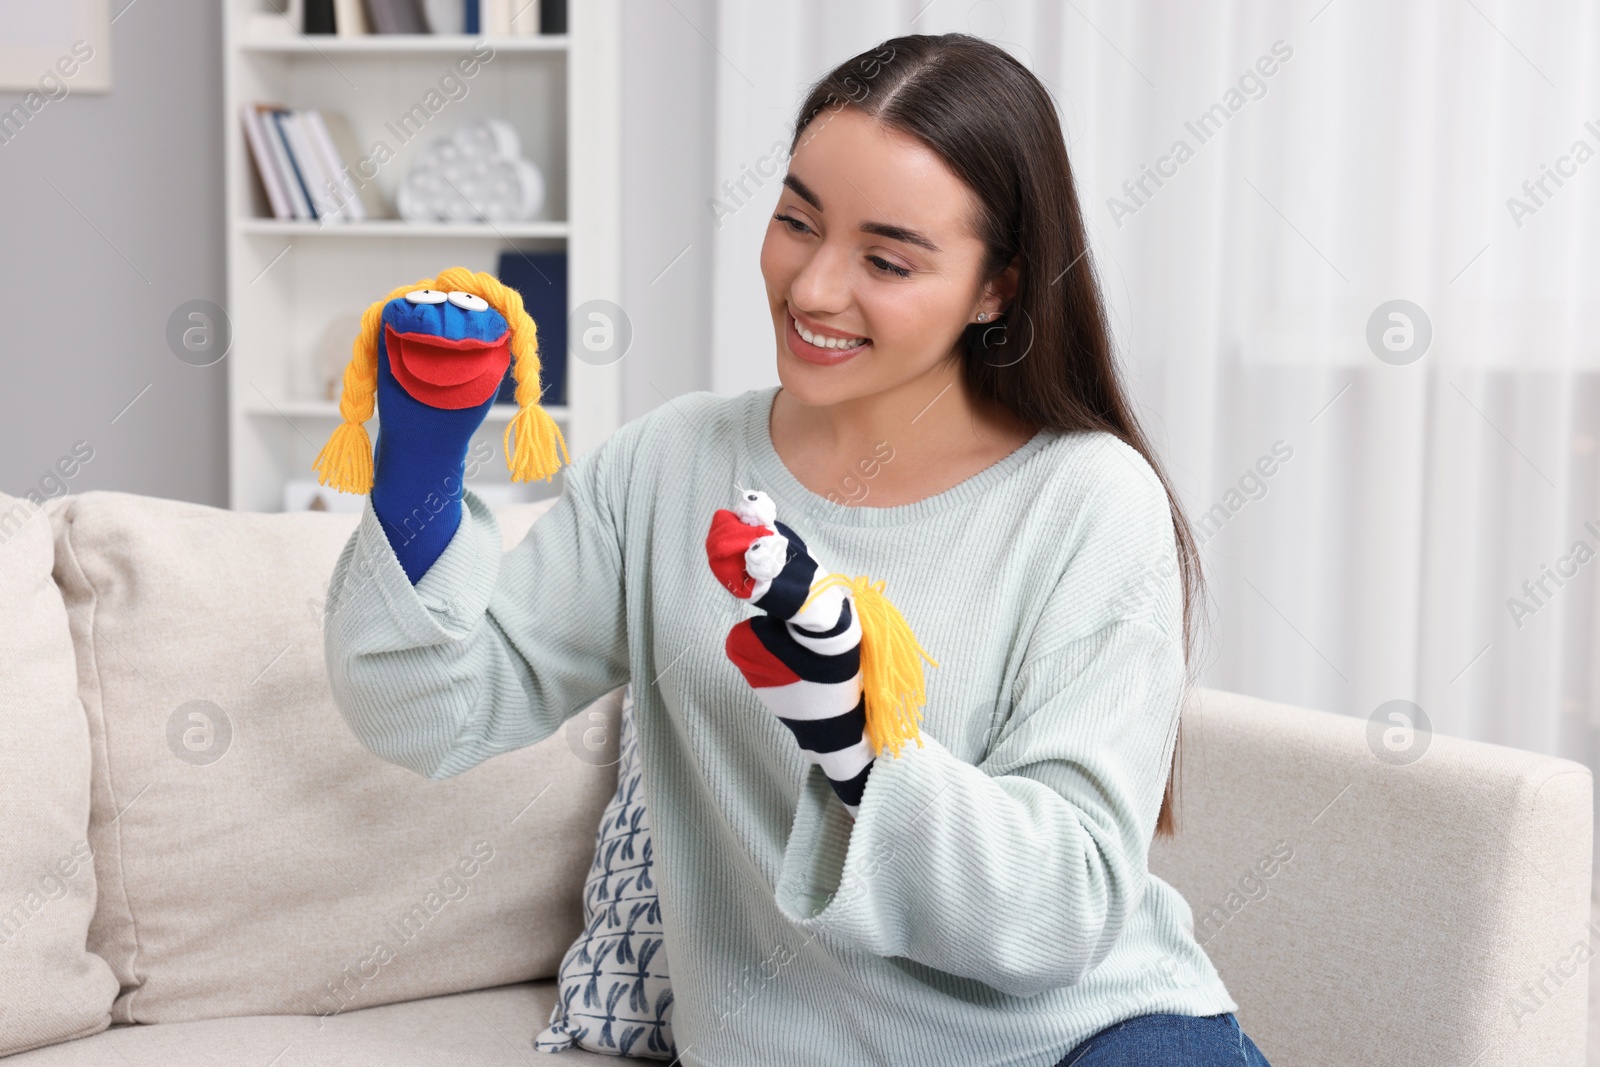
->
[790, 33, 1208, 839]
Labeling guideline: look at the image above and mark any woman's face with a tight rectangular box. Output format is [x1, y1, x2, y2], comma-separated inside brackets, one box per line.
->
[759, 106, 1013, 407]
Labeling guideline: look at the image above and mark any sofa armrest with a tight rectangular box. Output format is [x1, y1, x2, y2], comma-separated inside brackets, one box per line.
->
[1151, 687, 1593, 1067]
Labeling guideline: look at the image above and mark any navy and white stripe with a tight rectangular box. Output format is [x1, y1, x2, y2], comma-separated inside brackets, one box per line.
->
[723, 519, 874, 816]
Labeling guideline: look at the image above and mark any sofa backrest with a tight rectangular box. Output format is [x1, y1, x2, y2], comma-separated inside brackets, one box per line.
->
[1152, 686, 1593, 1067]
[34, 489, 618, 1030]
[0, 493, 119, 1057]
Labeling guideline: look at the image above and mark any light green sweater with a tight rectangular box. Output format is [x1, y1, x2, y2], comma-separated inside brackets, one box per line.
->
[323, 384, 1237, 1066]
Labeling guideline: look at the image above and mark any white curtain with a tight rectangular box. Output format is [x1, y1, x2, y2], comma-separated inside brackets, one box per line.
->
[706, 1, 1600, 814]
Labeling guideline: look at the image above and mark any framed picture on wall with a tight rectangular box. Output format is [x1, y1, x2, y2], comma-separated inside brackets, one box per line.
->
[0, 0, 112, 95]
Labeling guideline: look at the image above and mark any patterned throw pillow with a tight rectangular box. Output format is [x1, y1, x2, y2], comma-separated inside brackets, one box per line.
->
[536, 684, 676, 1059]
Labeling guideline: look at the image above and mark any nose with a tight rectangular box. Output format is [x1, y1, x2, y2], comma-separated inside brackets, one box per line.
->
[788, 238, 855, 317]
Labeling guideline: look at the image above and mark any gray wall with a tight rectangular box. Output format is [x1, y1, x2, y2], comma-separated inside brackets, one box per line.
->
[619, 0, 715, 419]
[0, 0, 713, 508]
[0, 2, 227, 506]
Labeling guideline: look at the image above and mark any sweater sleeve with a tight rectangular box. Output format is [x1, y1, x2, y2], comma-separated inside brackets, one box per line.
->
[322, 437, 631, 781]
[771, 454, 1186, 999]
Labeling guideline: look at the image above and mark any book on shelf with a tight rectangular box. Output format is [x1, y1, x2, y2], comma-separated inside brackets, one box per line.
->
[278, 110, 342, 221]
[495, 249, 567, 406]
[538, 0, 563, 34]
[419, 0, 465, 33]
[334, 0, 369, 34]
[315, 111, 385, 218]
[509, 0, 538, 37]
[304, 111, 370, 222]
[269, 110, 320, 219]
[304, 0, 336, 33]
[364, 0, 426, 33]
[479, 0, 544, 36]
[248, 106, 310, 219]
[242, 104, 380, 223]
[296, 0, 558, 34]
[240, 105, 292, 220]
[481, 0, 508, 36]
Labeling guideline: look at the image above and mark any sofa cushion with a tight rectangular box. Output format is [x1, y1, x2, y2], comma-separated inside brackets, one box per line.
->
[0, 980, 620, 1066]
[48, 491, 618, 1026]
[0, 493, 120, 1055]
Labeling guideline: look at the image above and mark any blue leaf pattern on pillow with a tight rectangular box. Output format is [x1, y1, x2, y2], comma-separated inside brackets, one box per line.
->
[536, 685, 676, 1059]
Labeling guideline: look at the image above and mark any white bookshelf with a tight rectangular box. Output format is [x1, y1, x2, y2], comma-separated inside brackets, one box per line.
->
[223, 1, 622, 512]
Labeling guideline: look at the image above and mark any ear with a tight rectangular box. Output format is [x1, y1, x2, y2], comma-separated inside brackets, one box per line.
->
[979, 253, 1022, 319]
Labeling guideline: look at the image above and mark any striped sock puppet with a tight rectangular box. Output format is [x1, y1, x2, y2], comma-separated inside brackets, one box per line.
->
[704, 489, 938, 818]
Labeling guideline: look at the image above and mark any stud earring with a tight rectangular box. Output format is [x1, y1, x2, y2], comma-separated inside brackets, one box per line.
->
[977, 312, 989, 322]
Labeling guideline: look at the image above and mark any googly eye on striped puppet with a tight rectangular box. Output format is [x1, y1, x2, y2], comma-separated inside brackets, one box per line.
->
[311, 265, 570, 495]
[705, 487, 939, 817]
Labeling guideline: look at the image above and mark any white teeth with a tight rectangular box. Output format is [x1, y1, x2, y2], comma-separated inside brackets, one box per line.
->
[793, 314, 868, 350]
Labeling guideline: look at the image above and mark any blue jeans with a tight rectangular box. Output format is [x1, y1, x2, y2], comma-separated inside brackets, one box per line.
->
[1053, 1012, 1272, 1065]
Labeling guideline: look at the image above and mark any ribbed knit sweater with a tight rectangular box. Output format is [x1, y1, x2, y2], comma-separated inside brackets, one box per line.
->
[322, 384, 1238, 1067]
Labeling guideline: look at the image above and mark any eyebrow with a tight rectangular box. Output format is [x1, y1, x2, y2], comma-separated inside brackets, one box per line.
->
[781, 173, 943, 254]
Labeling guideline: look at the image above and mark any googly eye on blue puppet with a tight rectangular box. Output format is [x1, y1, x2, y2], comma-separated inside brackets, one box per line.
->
[312, 265, 569, 582]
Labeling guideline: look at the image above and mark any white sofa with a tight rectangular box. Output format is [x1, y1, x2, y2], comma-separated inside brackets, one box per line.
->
[0, 488, 1590, 1066]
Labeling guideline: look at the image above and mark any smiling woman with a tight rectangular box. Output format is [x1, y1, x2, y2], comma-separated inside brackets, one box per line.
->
[758, 108, 1040, 507]
[320, 32, 1267, 1067]
[739, 34, 1266, 1064]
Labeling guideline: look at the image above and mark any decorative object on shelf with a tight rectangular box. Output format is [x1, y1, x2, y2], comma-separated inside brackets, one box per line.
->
[315, 312, 366, 400]
[282, 478, 366, 513]
[494, 249, 566, 405]
[397, 118, 545, 223]
[313, 265, 568, 495]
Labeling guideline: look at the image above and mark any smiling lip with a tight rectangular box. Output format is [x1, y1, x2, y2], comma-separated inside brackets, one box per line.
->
[784, 308, 871, 367]
[385, 324, 511, 409]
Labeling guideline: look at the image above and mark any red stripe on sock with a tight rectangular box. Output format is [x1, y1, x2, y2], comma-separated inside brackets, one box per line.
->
[726, 619, 802, 688]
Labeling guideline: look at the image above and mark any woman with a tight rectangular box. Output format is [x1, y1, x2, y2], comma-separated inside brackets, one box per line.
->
[324, 32, 1272, 1067]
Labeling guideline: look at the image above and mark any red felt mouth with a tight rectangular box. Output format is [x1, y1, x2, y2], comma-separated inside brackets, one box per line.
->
[385, 324, 512, 409]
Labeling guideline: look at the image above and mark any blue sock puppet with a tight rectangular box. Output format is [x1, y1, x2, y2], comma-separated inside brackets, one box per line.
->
[311, 266, 569, 583]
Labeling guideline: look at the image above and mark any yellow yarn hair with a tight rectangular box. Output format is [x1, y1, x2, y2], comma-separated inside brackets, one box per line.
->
[312, 265, 570, 495]
[800, 573, 939, 758]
